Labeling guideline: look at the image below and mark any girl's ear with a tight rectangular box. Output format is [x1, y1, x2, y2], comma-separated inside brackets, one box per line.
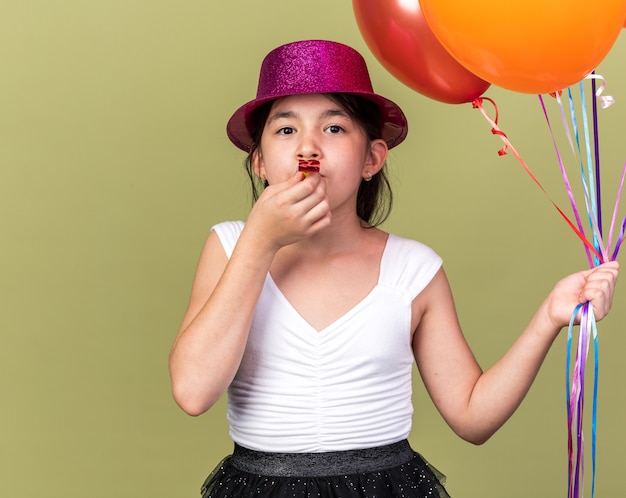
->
[363, 139, 388, 177]
[251, 148, 267, 181]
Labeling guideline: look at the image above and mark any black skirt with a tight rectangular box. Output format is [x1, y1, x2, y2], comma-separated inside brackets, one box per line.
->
[201, 440, 450, 497]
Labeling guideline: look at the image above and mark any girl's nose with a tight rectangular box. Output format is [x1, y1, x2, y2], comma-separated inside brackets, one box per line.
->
[296, 133, 320, 160]
[297, 152, 319, 159]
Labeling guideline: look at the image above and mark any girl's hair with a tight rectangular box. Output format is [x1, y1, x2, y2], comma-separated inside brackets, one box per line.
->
[243, 93, 393, 227]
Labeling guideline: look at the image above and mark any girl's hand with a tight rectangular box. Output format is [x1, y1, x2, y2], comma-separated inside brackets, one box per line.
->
[546, 261, 619, 328]
[245, 171, 331, 251]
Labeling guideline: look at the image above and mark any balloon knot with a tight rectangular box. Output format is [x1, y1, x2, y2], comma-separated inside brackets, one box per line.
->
[490, 129, 508, 155]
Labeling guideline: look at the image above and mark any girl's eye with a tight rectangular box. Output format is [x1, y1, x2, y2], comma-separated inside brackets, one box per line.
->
[277, 127, 295, 135]
[325, 125, 343, 134]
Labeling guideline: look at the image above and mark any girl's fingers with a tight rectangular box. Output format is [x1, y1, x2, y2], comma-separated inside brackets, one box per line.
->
[581, 262, 619, 319]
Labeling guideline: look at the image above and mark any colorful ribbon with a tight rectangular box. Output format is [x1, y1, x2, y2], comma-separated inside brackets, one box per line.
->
[471, 97, 603, 262]
[473, 75, 624, 498]
[566, 302, 598, 498]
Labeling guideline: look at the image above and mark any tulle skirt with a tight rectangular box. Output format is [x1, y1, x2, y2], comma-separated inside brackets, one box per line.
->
[201, 439, 450, 497]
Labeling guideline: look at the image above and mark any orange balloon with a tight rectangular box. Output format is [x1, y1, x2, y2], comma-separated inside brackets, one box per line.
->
[419, 0, 626, 94]
[352, 0, 489, 104]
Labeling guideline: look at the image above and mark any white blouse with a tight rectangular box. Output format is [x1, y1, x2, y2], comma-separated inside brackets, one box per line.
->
[212, 221, 442, 453]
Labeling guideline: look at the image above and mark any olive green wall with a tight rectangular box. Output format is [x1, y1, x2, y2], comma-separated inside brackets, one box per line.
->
[2, 2, 625, 497]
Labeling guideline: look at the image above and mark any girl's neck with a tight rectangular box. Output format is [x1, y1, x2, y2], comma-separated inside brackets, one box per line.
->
[290, 213, 382, 257]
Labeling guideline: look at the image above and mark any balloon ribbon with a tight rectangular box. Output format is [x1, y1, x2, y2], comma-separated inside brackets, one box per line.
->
[473, 83, 624, 498]
[471, 97, 602, 261]
[566, 302, 597, 498]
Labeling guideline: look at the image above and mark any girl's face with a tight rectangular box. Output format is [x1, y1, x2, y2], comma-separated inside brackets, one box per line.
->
[252, 94, 387, 214]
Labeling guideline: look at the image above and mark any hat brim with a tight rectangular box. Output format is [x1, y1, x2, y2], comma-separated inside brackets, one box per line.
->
[226, 91, 408, 152]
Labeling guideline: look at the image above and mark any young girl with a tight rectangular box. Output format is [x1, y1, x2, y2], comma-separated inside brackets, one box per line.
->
[169, 40, 619, 497]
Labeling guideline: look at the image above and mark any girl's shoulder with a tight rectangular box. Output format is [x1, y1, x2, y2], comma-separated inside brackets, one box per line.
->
[385, 232, 441, 261]
[380, 232, 443, 298]
[210, 221, 245, 258]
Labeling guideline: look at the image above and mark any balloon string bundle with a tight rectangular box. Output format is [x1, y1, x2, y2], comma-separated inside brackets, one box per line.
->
[473, 81, 625, 498]
[566, 301, 597, 498]
[540, 78, 624, 498]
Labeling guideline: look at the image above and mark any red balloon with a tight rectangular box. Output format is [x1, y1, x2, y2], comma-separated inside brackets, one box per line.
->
[352, 0, 490, 104]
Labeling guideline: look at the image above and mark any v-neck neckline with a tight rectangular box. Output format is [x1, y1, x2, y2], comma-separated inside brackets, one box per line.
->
[265, 234, 392, 334]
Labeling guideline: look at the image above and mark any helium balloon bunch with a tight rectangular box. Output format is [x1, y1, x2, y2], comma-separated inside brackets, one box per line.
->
[353, 0, 626, 100]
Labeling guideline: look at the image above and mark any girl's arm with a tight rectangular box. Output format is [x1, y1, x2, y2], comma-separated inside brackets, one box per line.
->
[169, 172, 330, 416]
[169, 227, 276, 416]
[412, 262, 619, 445]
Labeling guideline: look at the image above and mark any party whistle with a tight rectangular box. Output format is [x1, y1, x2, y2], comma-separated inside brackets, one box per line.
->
[298, 159, 320, 176]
